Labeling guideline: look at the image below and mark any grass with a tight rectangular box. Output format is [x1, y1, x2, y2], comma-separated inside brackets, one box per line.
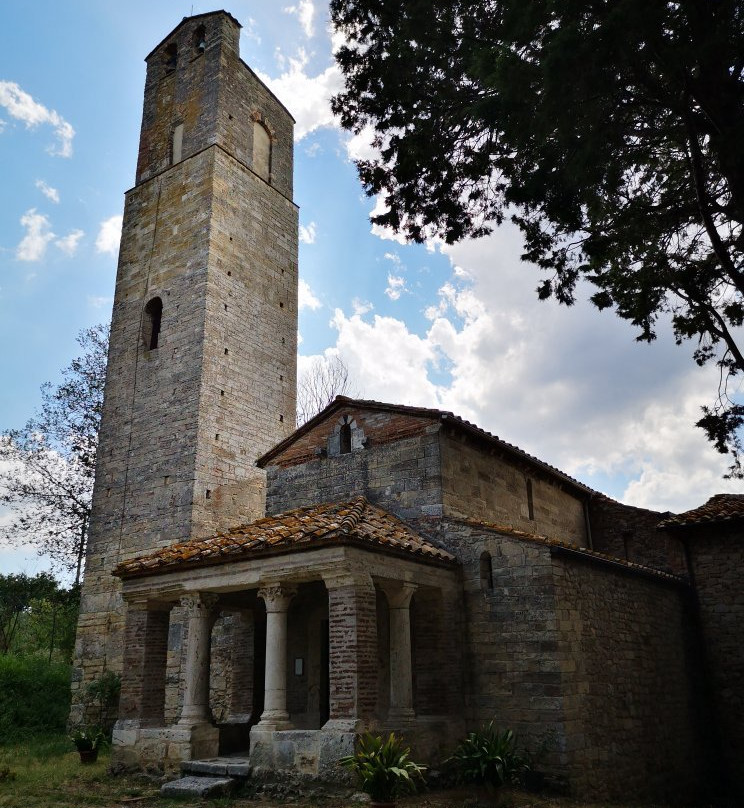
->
[0, 734, 683, 808]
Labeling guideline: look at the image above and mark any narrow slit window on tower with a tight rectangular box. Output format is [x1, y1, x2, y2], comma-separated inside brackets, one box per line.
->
[253, 120, 272, 182]
[480, 551, 494, 591]
[193, 25, 206, 56]
[526, 478, 535, 520]
[339, 422, 352, 454]
[144, 297, 163, 350]
[164, 43, 178, 74]
[172, 123, 184, 164]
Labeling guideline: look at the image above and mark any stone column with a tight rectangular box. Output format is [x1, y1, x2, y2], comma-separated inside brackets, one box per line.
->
[382, 582, 417, 722]
[178, 593, 219, 726]
[256, 583, 296, 730]
[323, 572, 378, 731]
[115, 598, 171, 730]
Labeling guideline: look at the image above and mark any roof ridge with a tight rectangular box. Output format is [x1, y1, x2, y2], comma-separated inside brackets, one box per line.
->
[339, 496, 368, 534]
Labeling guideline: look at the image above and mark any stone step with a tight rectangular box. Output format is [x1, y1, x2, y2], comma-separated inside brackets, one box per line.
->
[161, 775, 237, 799]
[181, 757, 253, 778]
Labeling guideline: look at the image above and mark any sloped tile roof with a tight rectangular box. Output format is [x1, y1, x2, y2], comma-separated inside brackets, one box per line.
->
[113, 497, 456, 579]
[658, 494, 744, 529]
[258, 396, 595, 495]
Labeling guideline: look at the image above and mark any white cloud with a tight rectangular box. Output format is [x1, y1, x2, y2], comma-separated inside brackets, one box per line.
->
[55, 229, 84, 256]
[299, 278, 322, 311]
[299, 222, 317, 244]
[284, 0, 315, 37]
[16, 209, 54, 262]
[319, 220, 743, 513]
[257, 51, 342, 140]
[0, 81, 74, 157]
[385, 274, 406, 301]
[88, 295, 114, 310]
[352, 298, 373, 316]
[95, 215, 123, 255]
[35, 179, 59, 203]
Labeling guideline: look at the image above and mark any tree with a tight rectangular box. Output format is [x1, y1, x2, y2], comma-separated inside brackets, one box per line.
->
[330, 0, 744, 474]
[297, 354, 359, 425]
[0, 572, 57, 654]
[0, 325, 108, 583]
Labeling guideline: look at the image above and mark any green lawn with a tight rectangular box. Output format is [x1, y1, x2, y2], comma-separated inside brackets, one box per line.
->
[0, 735, 673, 808]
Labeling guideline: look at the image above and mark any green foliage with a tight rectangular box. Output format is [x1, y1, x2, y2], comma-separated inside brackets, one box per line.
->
[0, 573, 79, 661]
[0, 765, 16, 782]
[83, 671, 121, 737]
[447, 724, 528, 790]
[331, 0, 744, 473]
[0, 324, 108, 582]
[340, 732, 426, 802]
[0, 655, 71, 740]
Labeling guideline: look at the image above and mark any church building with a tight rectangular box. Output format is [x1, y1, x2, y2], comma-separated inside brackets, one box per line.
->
[72, 12, 743, 804]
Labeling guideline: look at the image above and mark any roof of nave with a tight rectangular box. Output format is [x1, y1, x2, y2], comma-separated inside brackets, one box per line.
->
[113, 496, 456, 579]
[657, 493, 744, 529]
[258, 395, 597, 496]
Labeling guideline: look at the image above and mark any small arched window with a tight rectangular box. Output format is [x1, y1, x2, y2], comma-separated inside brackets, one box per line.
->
[253, 121, 271, 182]
[164, 43, 178, 74]
[144, 297, 163, 350]
[480, 551, 494, 592]
[340, 422, 352, 454]
[193, 25, 206, 56]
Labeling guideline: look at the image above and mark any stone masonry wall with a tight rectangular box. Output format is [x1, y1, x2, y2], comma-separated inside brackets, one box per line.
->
[589, 495, 686, 575]
[434, 519, 704, 802]
[439, 433, 588, 545]
[551, 551, 702, 802]
[685, 527, 744, 800]
[265, 412, 443, 520]
[73, 11, 297, 720]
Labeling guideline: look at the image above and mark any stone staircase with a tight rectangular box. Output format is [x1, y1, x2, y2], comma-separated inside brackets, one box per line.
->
[160, 756, 252, 798]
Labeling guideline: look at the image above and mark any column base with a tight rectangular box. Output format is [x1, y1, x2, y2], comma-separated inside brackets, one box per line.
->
[386, 708, 416, 724]
[254, 710, 293, 731]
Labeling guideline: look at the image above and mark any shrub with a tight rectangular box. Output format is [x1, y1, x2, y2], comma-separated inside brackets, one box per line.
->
[446, 724, 528, 791]
[340, 732, 426, 802]
[0, 655, 70, 740]
[83, 670, 121, 737]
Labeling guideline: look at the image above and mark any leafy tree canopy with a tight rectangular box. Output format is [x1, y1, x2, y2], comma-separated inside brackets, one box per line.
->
[0, 325, 108, 582]
[331, 0, 744, 474]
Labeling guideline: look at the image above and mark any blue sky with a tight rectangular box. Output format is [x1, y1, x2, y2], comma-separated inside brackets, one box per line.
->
[1, 1, 741, 577]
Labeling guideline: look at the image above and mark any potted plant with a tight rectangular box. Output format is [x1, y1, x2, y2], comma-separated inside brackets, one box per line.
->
[340, 732, 426, 808]
[70, 726, 104, 763]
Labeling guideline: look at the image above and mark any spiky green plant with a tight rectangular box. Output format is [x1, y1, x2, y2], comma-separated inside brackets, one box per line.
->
[447, 724, 528, 790]
[340, 732, 426, 803]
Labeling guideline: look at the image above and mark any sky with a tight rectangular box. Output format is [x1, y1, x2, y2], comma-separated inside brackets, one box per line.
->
[1, 1, 742, 578]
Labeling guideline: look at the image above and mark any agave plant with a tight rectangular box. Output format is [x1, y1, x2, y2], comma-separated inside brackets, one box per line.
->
[340, 732, 426, 804]
[447, 724, 528, 791]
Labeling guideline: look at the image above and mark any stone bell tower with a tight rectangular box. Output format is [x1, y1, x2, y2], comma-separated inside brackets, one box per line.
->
[72, 11, 298, 714]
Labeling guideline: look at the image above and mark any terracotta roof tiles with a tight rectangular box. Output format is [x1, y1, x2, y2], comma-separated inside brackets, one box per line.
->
[657, 494, 744, 529]
[113, 497, 456, 579]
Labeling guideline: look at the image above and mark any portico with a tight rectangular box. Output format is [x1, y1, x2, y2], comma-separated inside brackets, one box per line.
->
[111, 498, 462, 777]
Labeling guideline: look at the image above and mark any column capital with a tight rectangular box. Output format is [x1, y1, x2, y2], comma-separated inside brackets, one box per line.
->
[322, 570, 374, 591]
[257, 583, 296, 612]
[380, 581, 418, 609]
[179, 592, 219, 615]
